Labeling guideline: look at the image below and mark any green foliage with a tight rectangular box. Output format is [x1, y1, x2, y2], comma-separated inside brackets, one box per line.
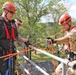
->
[13, 0, 69, 44]
[0, 0, 73, 51]
[0, 0, 14, 15]
[0, 0, 74, 64]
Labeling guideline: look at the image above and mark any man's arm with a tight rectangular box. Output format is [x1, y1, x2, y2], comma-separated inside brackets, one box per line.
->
[17, 35, 28, 43]
[46, 36, 69, 44]
[17, 35, 31, 47]
[56, 36, 69, 44]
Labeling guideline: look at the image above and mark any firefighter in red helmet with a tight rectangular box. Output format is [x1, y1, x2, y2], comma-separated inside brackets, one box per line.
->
[46, 13, 76, 75]
[2, 2, 16, 21]
[0, 2, 31, 75]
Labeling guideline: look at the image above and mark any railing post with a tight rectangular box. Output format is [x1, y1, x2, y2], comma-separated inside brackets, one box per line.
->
[21, 43, 25, 75]
[18, 45, 76, 75]
[62, 62, 66, 75]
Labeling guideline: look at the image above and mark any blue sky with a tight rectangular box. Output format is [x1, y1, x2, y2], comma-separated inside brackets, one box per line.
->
[67, 0, 76, 19]
[65, 0, 76, 5]
[63, 0, 76, 19]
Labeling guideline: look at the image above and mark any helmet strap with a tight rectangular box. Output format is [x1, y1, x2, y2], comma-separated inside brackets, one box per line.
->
[67, 23, 71, 31]
[5, 10, 9, 21]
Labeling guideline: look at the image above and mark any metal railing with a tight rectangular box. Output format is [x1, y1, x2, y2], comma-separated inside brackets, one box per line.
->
[17, 45, 76, 75]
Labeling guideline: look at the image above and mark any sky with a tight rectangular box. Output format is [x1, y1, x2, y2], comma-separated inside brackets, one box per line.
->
[65, 0, 76, 5]
[40, 0, 76, 22]
[66, 0, 76, 19]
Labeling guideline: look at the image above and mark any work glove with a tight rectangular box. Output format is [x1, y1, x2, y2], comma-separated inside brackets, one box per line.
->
[46, 37, 57, 44]
[24, 40, 31, 47]
[64, 49, 69, 54]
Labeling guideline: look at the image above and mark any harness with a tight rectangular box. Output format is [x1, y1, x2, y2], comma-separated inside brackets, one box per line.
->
[65, 26, 76, 52]
[0, 17, 18, 51]
[0, 16, 18, 75]
[66, 26, 76, 61]
[3, 23, 16, 40]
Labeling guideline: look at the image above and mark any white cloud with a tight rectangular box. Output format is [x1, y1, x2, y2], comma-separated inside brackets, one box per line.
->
[68, 4, 76, 19]
[40, 1, 76, 22]
[40, 14, 54, 23]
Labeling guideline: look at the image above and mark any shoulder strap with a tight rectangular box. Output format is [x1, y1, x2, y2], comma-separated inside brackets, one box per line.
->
[70, 26, 76, 30]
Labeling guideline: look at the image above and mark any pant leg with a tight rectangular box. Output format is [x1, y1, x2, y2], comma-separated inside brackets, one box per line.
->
[55, 59, 69, 75]
[9, 57, 16, 75]
[0, 51, 8, 75]
[12, 48, 17, 74]
[55, 63, 62, 75]
[66, 67, 76, 75]
[0, 53, 15, 75]
[12, 56, 16, 73]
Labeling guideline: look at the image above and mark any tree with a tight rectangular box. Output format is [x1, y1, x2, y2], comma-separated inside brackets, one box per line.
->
[12, 0, 50, 43]
[0, 0, 14, 15]
[46, 0, 70, 53]
[47, 0, 70, 33]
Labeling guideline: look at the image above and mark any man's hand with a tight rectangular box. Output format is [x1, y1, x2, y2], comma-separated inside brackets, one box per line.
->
[24, 41, 31, 47]
[46, 37, 57, 44]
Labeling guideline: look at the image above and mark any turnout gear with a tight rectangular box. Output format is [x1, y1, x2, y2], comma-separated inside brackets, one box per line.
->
[0, 16, 18, 75]
[64, 26, 76, 53]
[0, 17, 18, 51]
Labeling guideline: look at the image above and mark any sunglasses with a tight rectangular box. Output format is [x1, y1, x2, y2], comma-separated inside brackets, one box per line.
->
[9, 11, 15, 14]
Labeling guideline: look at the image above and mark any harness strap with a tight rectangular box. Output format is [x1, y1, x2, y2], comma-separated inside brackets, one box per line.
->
[0, 58, 11, 75]
[3, 23, 16, 40]
[11, 26, 16, 40]
[4, 23, 10, 39]
[5, 58, 12, 75]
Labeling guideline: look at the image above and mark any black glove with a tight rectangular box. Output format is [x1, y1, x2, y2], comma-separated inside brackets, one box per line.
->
[24, 41, 31, 47]
[64, 49, 69, 54]
[46, 37, 57, 43]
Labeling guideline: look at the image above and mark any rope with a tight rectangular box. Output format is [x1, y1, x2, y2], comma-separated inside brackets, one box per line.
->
[32, 30, 64, 46]
[4, 48, 29, 60]
[0, 30, 64, 61]
[50, 40, 56, 75]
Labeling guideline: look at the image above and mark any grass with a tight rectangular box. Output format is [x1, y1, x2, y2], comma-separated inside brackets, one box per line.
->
[16, 48, 67, 74]
[31, 50, 52, 62]
[17, 48, 66, 63]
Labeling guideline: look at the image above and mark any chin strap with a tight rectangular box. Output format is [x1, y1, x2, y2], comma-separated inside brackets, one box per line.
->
[5, 11, 9, 21]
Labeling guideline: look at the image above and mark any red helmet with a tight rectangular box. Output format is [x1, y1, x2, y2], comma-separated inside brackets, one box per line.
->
[59, 14, 72, 25]
[2, 2, 16, 13]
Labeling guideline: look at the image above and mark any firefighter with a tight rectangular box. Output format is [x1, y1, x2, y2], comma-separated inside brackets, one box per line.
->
[0, 2, 31, 75]
[46, 13, 76, 75]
